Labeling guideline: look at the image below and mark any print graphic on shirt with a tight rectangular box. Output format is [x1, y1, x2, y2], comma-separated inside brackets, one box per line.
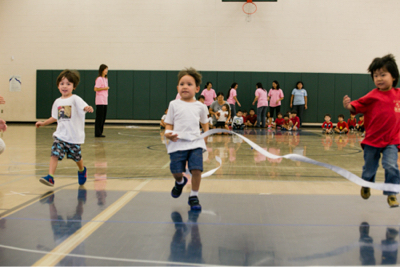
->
[58, 106, 71, 120]
[395, 101, 400, 113]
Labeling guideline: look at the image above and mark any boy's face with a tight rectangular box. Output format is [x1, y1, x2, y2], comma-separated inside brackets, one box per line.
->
[243, 112, 247, 116]
[324, 116, 331, 122]
[360, 116, 364, 120]
[237, 111, 243, 117]
[373, 68, 395, 91]
[177, 75, 199, 101]
[291, 113, 296, 118]
[250, 110, 255, 115]
[58, 77, 74, 98]
[284, 117, 289, 121]
[338, 117, 344, 122]
[278, 114, 282, 119]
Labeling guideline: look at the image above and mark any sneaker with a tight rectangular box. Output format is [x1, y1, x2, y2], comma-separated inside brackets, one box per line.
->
[171, 176, 188, 198]
[78, 167, 87, 185]
[361, 187, 371, 199]
[40, 174, 54, 187]
[40, 191, 55, 204]
[188, 196, 202, 211]
[387, 195, 399, 208]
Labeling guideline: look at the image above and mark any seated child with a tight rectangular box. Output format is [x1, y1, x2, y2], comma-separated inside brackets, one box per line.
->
[242, 110, 248, 123]
[356, 114, 365, 133]
[266, 111, 274, 128]
[281, 114, 293, 130]
[334, 114, 349, 134]
[160, 108, 168, 129]
[290, 110, 300, 130]
[198, 95, 205, 104]
[245, 108, 257, 127]
[273, 112, 284, 130]
[232, 110, 245, 130]
[321, 113, 333, 134]
[347, 113, 357, 131]
[215, 103, 230, 131]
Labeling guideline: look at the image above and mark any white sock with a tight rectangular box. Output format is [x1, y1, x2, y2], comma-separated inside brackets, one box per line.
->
[176, 178, 185, 185]
[190, 190, 198, 197]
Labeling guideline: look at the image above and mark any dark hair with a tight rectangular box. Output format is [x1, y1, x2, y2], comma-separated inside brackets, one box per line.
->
[256, 82, 263, 88]
[204, 81, 212, 89]
[324, 113, 331, 118]
[56, 69, 80, 89]
[283, 114, 289, 118]
[359, 114, 364, 117]
[178, 67, 202, 87]
[217, 92, 224, 98]
[338, 114, 345, 119]
[368, 54, 399, 87]
[250, 108, 255, 112]
[236, 110, 242, 114]
[198, 95, 205, 100]
[243, 110, 247, 113]
[98, 64, 108, 78]
[272, 80, 280, 90]
[296, 81, 304, 89]
[277, 112, 282, 116]
[227, 82, 238, 99]
[291, 110, 297, 115]
[222, 103, 231, 118]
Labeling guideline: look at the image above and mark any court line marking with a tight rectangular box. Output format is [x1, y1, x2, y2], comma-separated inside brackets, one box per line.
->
[162, 160, 170, 169]
[0, 244, 217, 267]
[32, 179, 150, 267]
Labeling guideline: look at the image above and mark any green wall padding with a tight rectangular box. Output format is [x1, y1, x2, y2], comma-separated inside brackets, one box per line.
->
[37, 69, 376, 123]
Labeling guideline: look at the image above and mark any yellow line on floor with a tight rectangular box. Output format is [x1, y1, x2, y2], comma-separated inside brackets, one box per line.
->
[32, 179, 150, 267]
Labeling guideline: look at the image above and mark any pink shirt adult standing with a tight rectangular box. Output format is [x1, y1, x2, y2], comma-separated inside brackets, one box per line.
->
[95, 77, 108, 105]
[255, 88, 268, 108]
[268, 89, 284, 107]
[201, 88, 217, 106]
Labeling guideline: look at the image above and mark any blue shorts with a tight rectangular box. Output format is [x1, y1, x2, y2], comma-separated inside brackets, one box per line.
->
[169, 148, 203, 174]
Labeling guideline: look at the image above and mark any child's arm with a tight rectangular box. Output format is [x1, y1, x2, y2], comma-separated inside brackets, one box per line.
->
[84, 106, 94, 113]
[343, 95, 356, 113]
[36, 117, 57, 128]
[201, 122, 209, 143]
[160, 119, 166, 127]
[164, 124, 179, 142]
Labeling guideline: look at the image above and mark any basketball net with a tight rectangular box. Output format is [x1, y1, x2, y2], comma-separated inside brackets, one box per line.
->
[242, 0, 257, 22]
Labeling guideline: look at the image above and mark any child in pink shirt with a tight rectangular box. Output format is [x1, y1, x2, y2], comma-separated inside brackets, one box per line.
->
[227, 82, 241, 117]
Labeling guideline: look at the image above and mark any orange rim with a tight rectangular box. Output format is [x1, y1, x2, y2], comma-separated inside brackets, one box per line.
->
[242, 2, 257, 15]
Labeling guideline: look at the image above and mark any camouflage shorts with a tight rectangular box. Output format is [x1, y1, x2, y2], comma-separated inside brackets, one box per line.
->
[51, 137, 82, 162]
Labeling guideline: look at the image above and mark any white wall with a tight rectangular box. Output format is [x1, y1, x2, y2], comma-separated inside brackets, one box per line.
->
[0, 0, 399, 121]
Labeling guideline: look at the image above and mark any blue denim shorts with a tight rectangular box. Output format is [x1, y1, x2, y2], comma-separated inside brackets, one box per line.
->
[169, 148, 203, 174]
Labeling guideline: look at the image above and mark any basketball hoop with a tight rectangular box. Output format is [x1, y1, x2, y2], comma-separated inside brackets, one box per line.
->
[242, 0, 257, 22]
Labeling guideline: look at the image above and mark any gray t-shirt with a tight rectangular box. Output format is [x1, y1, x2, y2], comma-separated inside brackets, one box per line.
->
[209, 101, 231, 122]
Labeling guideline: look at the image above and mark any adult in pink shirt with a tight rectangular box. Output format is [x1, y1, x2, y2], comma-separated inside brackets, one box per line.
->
[94, 64, 109, 137]
[226, 82, 241, 116]
[268, 80, 284, 120]
[201, 82, 217, 107]
[252, 82, 268, 128]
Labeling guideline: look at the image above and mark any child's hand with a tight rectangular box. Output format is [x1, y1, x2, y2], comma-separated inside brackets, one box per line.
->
[84, 106, 94, 113]
[0, 120, 7, 132]
[0, 95, 5, 105]
[35, 121, 44, 128]
[343, 95, 351, 109]
[165, 132, 179, 142]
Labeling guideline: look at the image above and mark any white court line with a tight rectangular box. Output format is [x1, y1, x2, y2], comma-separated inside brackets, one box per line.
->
[162, 161, 170, 169]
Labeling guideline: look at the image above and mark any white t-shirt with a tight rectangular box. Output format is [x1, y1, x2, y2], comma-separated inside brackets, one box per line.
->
[233, 116, 244, 125]
[164, 99, 209, 154]
[51, 95, 89, 144]
[217, 110, 229, 122]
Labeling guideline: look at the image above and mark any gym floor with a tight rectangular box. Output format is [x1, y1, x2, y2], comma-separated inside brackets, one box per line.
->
[0, 125, 398, 266]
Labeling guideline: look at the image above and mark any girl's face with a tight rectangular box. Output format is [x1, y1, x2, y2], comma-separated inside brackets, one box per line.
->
[373, 68, 394, 91]
[207, 83, 212, 89]
[272, 82, 277, 89]
[58, 77, 74, 98]
[102, 68, 108, 76]
[350, 114, 355, 119]
[267, 112, 271, 118]
[222, 106, 227, 111]
[297, 83, 303, 89]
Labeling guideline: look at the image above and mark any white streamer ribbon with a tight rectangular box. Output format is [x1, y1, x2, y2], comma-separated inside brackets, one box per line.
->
[166, 128, 400, 192]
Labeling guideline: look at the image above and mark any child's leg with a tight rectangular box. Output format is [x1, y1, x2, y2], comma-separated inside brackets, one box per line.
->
[361, 145, 381, 183]
[382, 145, 400, 196]
[170, 151, 189, 198]
[49, 156, 59, 175]
[191, 170, 201, 192]
[76, 159, 84, 171]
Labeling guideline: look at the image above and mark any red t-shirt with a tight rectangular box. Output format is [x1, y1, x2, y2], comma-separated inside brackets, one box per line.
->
[290, 116, 300, 127]
[336, 121, 348, 131]
[321, 121, 333, 129]
[358, 119, 364, 126]
[350, 88, 400, 148]
[246, 114, 257, 124]
[275, 118, 285, 126]
[347, 118, 357, 127]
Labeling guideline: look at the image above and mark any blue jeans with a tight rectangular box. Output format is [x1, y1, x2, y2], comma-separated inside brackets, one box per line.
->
[362, 144, 400, 195]
[229, 104, 236, 119]
[257, 106, 267, 128]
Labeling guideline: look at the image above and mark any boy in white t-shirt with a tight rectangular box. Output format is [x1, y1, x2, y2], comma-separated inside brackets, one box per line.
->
[232, 110, 245, 130]
[36, 70, 94, 186]
[164, 67, 209, 211]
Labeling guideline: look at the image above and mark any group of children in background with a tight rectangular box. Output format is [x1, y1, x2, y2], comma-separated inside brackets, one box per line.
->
[322, 113, 365, 136]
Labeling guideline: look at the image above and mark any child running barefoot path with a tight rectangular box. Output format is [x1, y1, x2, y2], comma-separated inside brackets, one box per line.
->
[36, 70, 94, 186]
[164, 68, 209, 211]
[343, 54, 400, 208]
